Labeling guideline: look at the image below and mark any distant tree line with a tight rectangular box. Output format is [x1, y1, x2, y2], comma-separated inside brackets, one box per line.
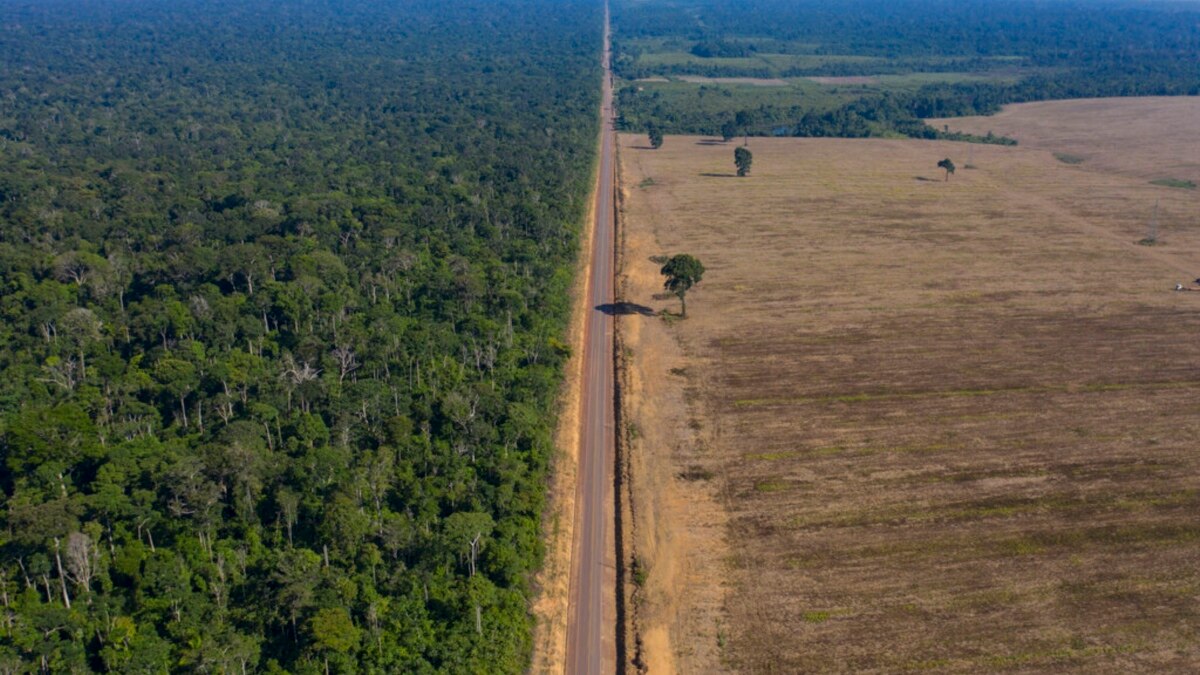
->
[614, 0, 1200, 74]
[613, 0, 1200, 140]
[619, 88, 1020, 144]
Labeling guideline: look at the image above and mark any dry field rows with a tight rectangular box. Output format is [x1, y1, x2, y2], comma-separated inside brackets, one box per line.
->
[617, 125, 1200, 672]
[929, 96, 1200, 184]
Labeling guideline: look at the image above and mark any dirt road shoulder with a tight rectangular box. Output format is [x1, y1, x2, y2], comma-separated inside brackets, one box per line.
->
[529, 128, 600, 675]
[616, 135, 733, 674]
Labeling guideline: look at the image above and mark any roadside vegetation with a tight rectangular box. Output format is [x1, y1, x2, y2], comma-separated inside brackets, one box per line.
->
[0, 0, 599, 671]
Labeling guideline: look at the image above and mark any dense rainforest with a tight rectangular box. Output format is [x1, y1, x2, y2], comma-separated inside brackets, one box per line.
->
[613, 0, 1200, 138]
[0, 0, 600, 671]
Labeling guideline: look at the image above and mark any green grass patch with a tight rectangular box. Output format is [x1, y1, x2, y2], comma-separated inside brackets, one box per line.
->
[1054, 152, 1085, 164]
[754, 479, 789, 492]
[631, 557, 648, 587]
[1149, 178, 1196, 190]
[638, 51, 764, 70]
[863, 70, 1025, 89]
[802, 610, 831, 623]
[1000, 537, 1046, 556]
[636, 51, 885, 76]
[757, 53, 882, 70]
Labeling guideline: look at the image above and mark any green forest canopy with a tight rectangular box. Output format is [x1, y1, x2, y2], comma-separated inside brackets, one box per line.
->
[613, 0, 1200, 139]
[0, 0, 600, 671]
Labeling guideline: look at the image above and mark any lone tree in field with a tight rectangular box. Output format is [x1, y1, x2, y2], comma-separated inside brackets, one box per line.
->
[648, 125, 663, 149]
[735, 146, 753, 177]
[660, 254, 705, 317]
[938, 157, 956, 182]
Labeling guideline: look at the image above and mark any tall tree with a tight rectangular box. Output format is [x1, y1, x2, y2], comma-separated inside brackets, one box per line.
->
[660, 254, 706, 317]
[735, 146, 753, 177]
[648, 124, 664, 149]
[938, 158, 956, 181]
[308, 607, 361, 674]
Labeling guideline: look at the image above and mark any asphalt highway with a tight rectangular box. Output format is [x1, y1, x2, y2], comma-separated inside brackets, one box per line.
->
[565, 5, 617, 673]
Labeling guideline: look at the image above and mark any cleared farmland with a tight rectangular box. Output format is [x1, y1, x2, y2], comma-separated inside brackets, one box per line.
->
[617, 130, 1200, 672]
[929, 97, 1200, 184]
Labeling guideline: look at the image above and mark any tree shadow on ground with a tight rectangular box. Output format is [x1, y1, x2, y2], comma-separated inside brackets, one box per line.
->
[630, 145, 656, 150]
[596, 302, 656, 316]
[700, 172, 739, 178]
[696, 139, 728, 146]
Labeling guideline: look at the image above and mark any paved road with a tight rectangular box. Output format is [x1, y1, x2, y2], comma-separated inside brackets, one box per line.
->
[566, 4, 616, 674]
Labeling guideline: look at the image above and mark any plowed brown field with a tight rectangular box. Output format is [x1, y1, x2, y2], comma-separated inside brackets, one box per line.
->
[618, 130, 1200, 672]
[929, 97, 1200, 183]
